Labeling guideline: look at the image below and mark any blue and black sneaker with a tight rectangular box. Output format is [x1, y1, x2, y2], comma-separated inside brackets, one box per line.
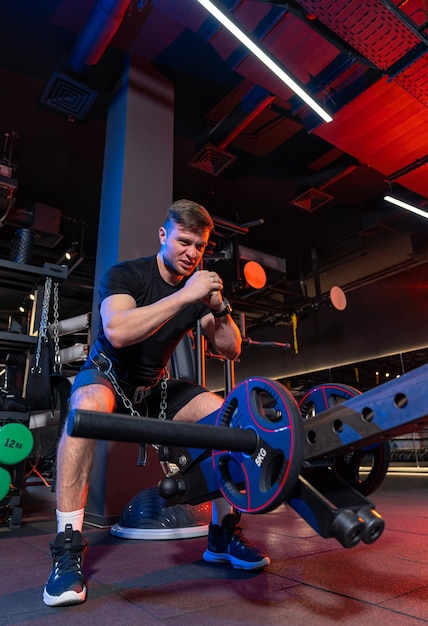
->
[203, 512, 270, 571]
[43, 524, 88, 607]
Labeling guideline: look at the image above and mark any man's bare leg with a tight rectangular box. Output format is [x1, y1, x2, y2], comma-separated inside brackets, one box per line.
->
[173, 391, 270, 571]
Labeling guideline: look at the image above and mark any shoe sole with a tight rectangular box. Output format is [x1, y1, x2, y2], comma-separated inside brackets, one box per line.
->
[203, 550, 270, 570]
[43, 587, 86, 607]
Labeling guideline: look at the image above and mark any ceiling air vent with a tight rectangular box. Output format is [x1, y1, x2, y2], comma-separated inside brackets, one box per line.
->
[190, 144, 236, 176]
[40, 71, 98, 121]
[290, 187, 333, 212]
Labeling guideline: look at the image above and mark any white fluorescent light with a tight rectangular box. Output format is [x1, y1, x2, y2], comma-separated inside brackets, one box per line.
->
[384, 195, 428, 219]
[195, 0, 333, 124]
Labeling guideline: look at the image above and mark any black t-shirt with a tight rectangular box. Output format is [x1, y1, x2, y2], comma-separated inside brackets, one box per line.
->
[87, 255, 210, 386]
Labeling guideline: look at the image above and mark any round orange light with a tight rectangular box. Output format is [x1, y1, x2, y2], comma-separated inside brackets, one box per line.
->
[243, 261, 267, 289]
[330, 285, 347, 311]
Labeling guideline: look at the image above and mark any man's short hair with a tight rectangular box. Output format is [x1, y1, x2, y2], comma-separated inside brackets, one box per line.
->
[164, 199, 214, 233]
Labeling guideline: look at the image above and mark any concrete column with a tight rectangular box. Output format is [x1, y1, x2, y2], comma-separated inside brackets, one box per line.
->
[86, 56, 174, 527]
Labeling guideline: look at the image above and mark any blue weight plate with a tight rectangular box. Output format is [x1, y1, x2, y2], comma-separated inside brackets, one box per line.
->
[299, 383, 360, 419]
[212, 377, 304, 514]
[298, 382, 390, 495]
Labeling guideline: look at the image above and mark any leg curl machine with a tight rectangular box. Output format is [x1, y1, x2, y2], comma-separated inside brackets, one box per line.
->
[67, 362, 428, 550]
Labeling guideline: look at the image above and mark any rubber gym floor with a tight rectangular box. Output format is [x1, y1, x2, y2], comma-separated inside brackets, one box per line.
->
[2, 469, 428, 625]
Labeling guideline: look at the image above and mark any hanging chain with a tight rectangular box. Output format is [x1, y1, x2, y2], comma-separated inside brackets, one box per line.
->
[91, 353, 170, 470]
[157, 374, 171, 473]
[104, 366, 171, 470]
[52, 280, 61, 374]
[97, 354, 170, 421]
[158, 376, 168, 420]
[107, 368, 172, 471]
[106, 370, 169, 421]
[107, 372, 142, 417]
[32, 276, 52, 373]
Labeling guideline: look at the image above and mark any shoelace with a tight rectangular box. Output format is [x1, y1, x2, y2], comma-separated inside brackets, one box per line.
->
[51, 542, 87, 575]
[230, 527, 254, 548]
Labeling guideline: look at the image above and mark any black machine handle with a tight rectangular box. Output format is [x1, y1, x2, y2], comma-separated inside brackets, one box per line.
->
[67, 409, 258, 453]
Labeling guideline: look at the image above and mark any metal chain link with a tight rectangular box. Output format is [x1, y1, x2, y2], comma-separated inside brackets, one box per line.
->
[92, 355, 170, 469]
[32, 276, 52, 373]
[158, 376, 168, 420]
[98, 357, 169, 421]
[52, 280, 61, 374]
[107, 373, 142, 417]
[157, 374, 172, 473]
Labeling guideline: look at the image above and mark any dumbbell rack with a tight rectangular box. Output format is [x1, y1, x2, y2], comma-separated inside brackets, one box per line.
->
[0, 410, 31, 528]
[0, 260, 67, 528]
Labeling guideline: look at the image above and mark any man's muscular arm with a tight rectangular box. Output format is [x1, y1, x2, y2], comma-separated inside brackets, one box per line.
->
[101, 270, 225, 349]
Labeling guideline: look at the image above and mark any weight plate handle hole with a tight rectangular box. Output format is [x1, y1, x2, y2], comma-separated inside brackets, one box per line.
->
[361, 407, 374, 422]
[333, 420, 343, 433]
[394, 393, 408, 409]
[307, 430, 317, 444]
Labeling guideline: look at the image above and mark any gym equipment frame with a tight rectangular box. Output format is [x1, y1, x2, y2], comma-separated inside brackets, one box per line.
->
[68, 362, 428, 550]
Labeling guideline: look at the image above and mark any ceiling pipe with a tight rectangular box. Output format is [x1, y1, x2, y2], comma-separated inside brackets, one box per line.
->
[207, 85, 275, 150]
[294, 162, 357, 193]
[68, 0, 132, 74]
[216, 94, 276, 150]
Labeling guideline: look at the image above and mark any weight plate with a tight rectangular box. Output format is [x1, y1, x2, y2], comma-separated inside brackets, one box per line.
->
[299, 382, 361, 419]
[212, 377, 304, 514]
[333, 444, 391, 496]
[298, 383, 390, 495]
[0, 466, 11, 501]
[0, 422, 34, 465]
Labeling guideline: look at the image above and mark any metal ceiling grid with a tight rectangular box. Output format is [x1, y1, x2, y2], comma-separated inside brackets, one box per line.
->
[398, 54, 428, 106]
[294, 0, 420, 69]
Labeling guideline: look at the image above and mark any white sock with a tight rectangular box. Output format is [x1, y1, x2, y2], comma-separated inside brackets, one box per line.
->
[56, 508, 85, 534]
[211, 498, 233, 526]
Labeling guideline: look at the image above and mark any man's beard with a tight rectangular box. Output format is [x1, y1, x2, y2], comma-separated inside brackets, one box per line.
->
[164, 256, 191, 277]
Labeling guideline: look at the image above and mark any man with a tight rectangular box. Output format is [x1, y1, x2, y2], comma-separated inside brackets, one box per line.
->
[43, 199, 270, 607]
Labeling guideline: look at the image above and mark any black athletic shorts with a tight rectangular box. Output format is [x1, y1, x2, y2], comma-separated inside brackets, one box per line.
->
[70, 367, 208, 420]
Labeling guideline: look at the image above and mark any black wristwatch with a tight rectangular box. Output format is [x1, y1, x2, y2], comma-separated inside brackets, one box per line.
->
[211, 298, 232, 318]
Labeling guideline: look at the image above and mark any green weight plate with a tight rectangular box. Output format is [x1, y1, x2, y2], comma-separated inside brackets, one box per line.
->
[0, 466, 11, 501]
[0, 422, 34, 465]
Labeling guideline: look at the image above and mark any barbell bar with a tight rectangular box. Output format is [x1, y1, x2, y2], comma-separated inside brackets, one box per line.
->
[68, 408, 258, 453]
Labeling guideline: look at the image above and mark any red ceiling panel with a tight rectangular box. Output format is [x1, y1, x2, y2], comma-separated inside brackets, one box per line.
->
[314, 76, 428, 193]
[390, 0, 428, 28]
[128, 10, 186, 61]
[202, 0, 276, 60]
[398, 54, 428, 107]
[397, 162, 428, 198]
[151, 0, 207, 31]
[236, 13, 338, 87]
